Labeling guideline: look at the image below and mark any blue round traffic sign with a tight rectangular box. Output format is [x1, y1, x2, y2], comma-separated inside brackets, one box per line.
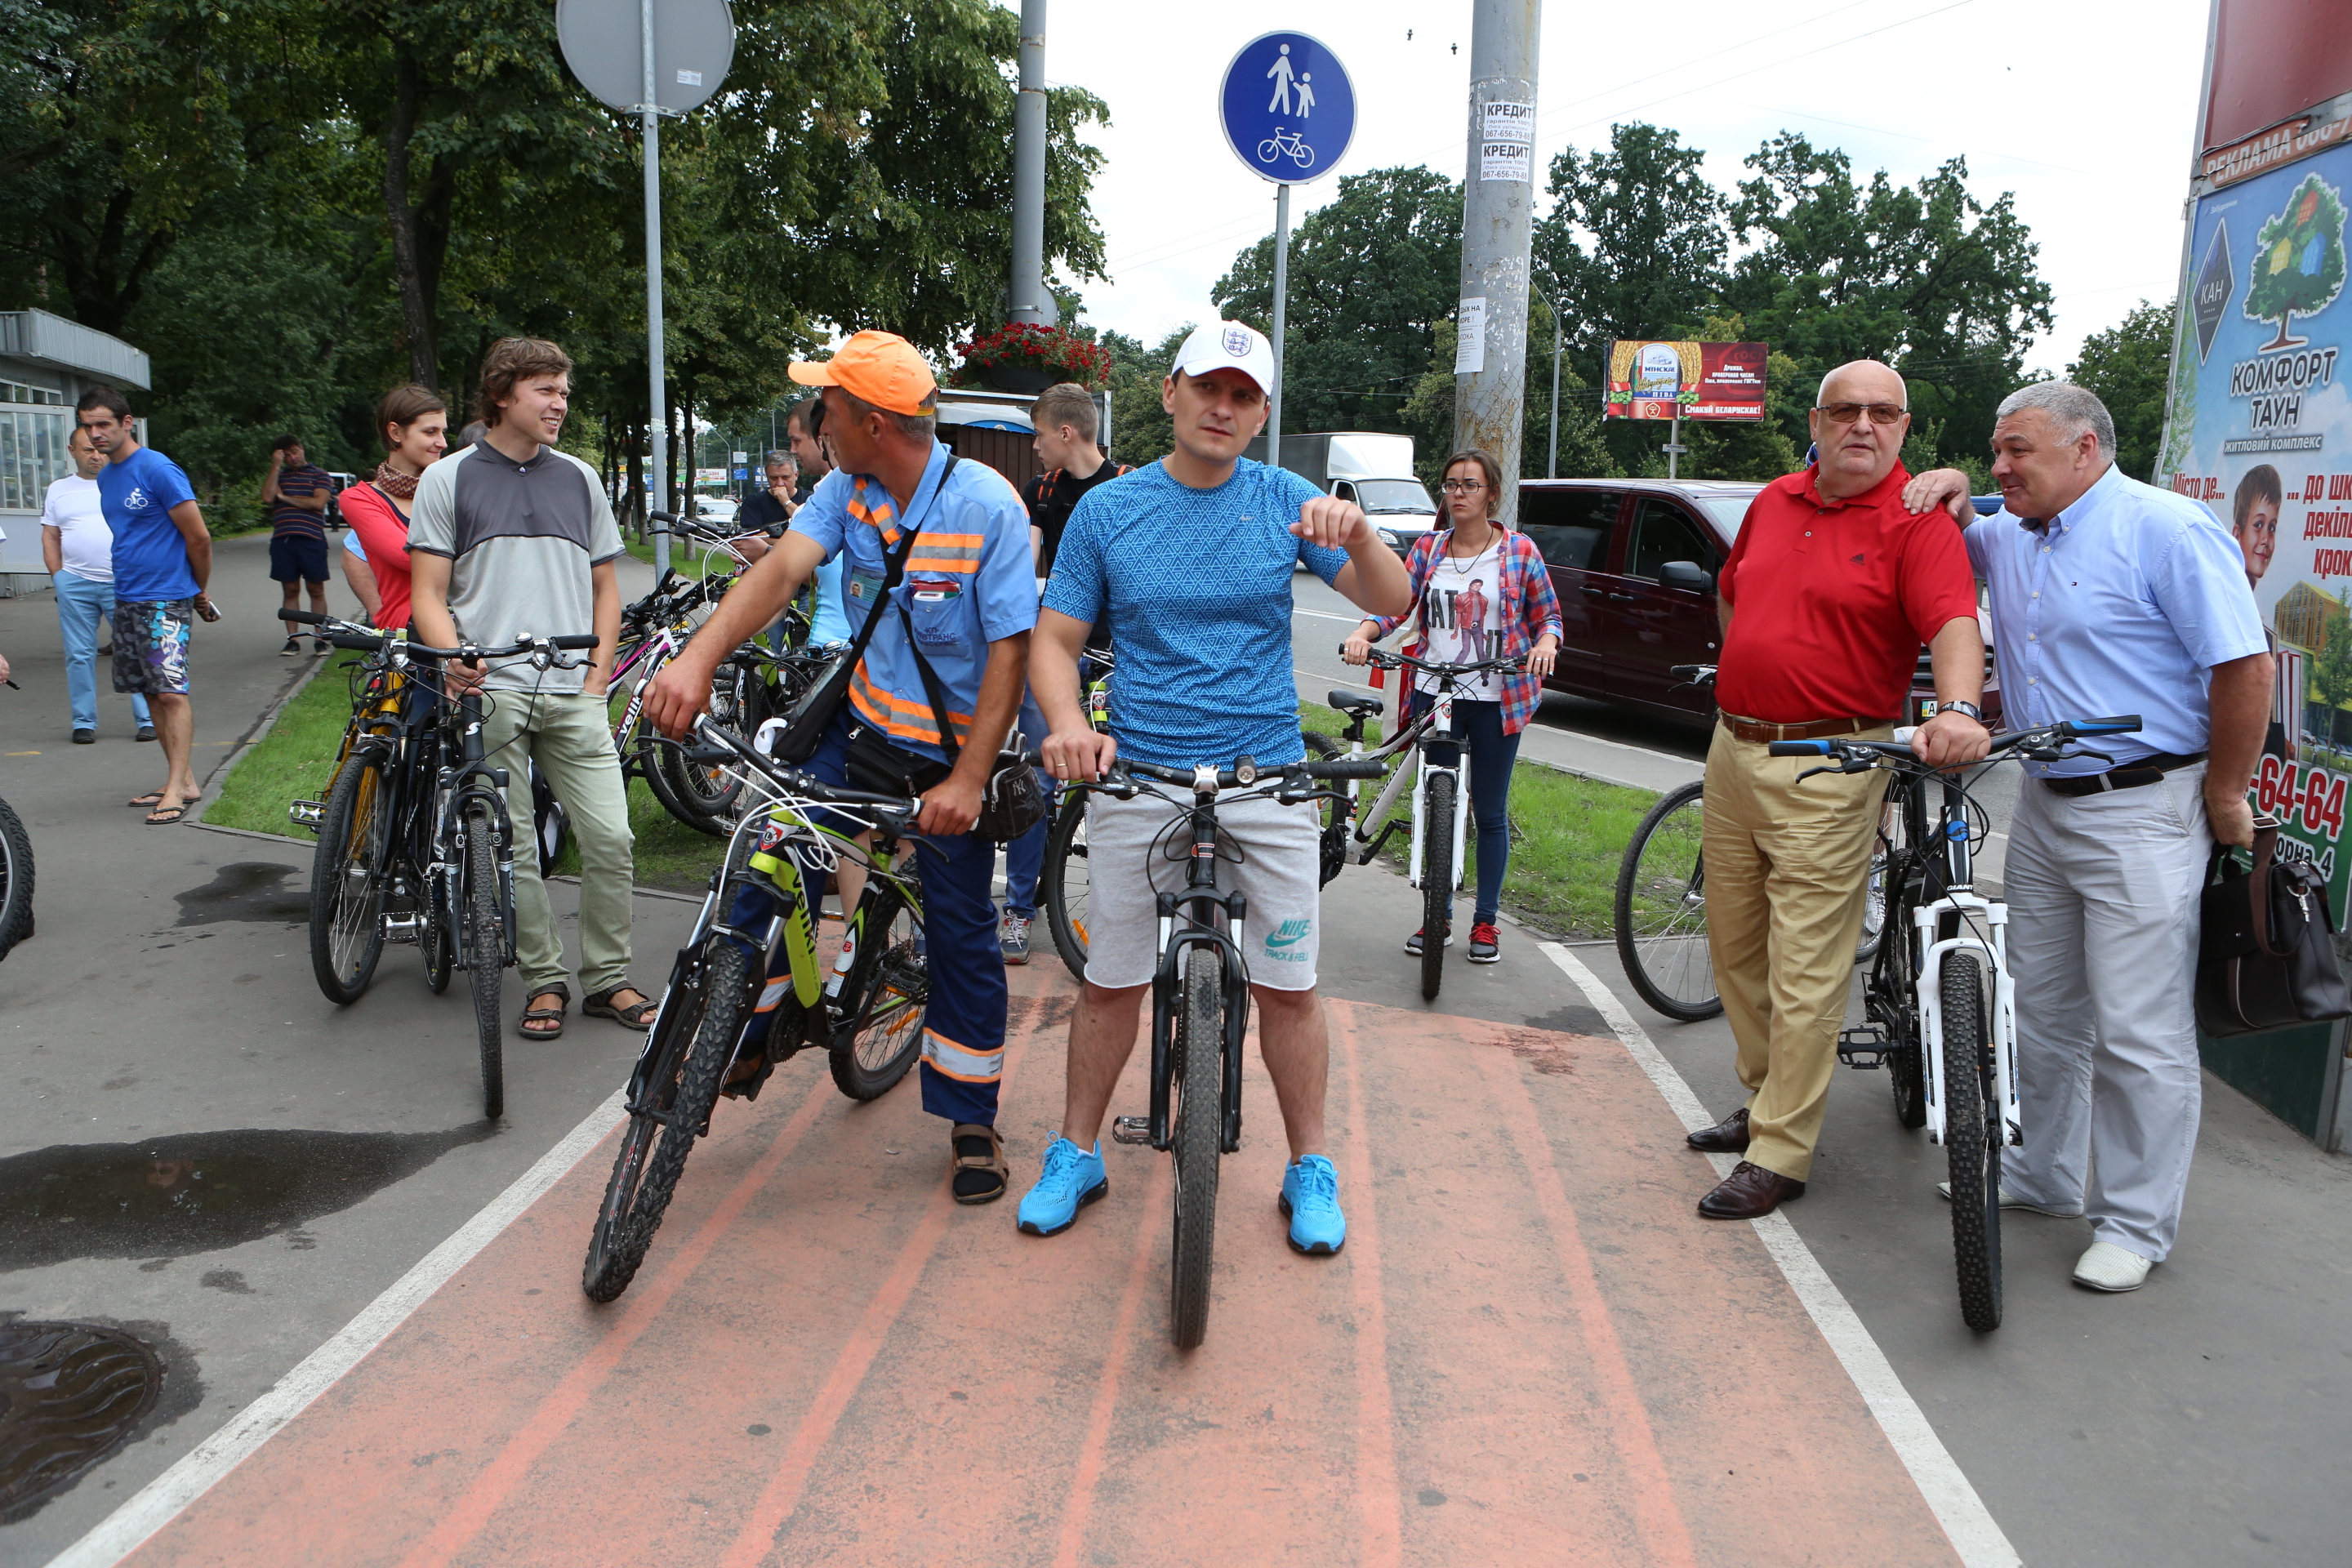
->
[1218, 32, 1355, 185]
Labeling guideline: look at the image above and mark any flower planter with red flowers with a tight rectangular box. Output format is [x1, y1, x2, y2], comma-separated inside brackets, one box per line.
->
[951, 321, 1111, 394]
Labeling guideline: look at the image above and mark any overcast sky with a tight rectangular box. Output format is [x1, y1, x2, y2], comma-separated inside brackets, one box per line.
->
[1036, 0, 2208, 376]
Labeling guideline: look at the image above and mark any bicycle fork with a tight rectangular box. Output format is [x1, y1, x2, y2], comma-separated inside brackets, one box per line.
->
[1914, 891, 2020, 1150]
[1136, 887, 1254, 1156]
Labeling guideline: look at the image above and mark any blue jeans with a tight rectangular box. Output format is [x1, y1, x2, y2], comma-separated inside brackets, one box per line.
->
[1410, 693, 1520, 924]
[54, 572, 151, 733]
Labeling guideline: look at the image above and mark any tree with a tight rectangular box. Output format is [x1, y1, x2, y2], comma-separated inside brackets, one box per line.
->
[2069, 299, 2174, 483]
[2245, 172, 2347, 351]
[1213, 166, 1462, 435]
[1726, 133, 2053, 469]
[1099, 326, 1189, 470]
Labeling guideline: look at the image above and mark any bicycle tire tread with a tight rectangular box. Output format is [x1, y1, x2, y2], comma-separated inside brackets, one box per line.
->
[1613, 780, 1722, 1022]
[1941, 953, 2002, 1330]
[309, 745, 390, 1005]
[1170, 947, 1222, 1349]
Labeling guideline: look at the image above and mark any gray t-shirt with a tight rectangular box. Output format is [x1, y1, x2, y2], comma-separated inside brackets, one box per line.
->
[408, 439, 622, 693]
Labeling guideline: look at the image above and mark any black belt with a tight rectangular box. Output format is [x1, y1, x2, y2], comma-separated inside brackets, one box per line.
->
[2042, 751, 2207, 797]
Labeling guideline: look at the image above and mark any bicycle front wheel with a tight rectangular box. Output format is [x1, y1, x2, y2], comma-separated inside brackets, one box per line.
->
[1042, 799, 1093, 983]
[830, 889, 929, 1101]
[0, 796, 33, 962]
[582, 942, 746, 1302]
[1614, 780, 1720, 1021]
[1940, 952, 2003, 1330]
[310, 743, 390, 1004]
[462, 799, 506, 1120]
[1169, 945, 1223, 1349]
[1419, 770, 1455, 1001]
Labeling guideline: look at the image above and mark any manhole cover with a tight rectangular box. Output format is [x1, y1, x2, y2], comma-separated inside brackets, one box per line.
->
[0, 1321, 162, 1517]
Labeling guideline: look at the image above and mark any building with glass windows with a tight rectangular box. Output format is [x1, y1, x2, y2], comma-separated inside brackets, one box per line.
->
[0, 310, 151, 593]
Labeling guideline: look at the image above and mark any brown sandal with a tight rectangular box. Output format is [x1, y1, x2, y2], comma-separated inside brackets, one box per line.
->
[950, 1123, 1008, 1205]
[583, 985, 657, 1030]
[519, 983, 569, 1039]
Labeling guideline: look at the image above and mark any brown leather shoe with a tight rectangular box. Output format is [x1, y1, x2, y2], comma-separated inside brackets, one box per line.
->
[1697, 1160, 1806, 1219]
[1686, 1106, 1750, 1153]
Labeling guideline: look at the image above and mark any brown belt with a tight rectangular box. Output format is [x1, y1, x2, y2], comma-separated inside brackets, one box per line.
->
[1718, 712, 1888, 743]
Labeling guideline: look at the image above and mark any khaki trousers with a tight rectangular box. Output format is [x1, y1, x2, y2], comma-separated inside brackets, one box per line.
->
[1701, 722, 1891, 1182]
[479, 688, 636, 999]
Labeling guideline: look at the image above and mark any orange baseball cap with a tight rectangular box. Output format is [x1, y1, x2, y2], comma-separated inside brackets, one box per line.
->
[788, 331, 939, 416]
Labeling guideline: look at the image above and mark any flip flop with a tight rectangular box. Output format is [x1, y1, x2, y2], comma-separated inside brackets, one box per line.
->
[145, 804, 189, 826]
[128, 790, 199, 808]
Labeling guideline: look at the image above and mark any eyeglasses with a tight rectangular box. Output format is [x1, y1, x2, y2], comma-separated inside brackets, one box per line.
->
[1440, 479, 1488, 494]
[1816, 402, 1908, 426]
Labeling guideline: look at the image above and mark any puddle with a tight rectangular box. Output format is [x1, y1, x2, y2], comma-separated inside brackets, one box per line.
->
[0, 1321, 161, 1521]
[172, 862, 310, 927]
[0, 1125, 497, 1272]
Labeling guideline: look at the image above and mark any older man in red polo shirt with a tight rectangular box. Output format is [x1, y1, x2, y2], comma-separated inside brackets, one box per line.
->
[1688, 359, 1991, 1219]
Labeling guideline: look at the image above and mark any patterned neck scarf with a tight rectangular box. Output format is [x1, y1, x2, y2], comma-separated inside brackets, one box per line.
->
[372, 461, 420, 499]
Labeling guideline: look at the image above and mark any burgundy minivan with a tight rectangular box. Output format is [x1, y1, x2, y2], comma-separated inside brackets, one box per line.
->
[1514, 479, 1998, 726]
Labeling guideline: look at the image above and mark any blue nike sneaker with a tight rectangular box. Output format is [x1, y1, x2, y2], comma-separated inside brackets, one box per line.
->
[1017, 1136, 1108, 1236]
[1279, 1154, 1347, 1254]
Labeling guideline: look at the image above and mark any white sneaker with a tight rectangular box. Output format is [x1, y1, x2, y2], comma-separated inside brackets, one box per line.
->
[2072, 1241, 2153, 1292]
[1935, 1182, 2083, 1218]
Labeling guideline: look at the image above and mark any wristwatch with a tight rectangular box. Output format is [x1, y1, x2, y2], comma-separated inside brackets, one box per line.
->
[1936, 698, 1984, 723]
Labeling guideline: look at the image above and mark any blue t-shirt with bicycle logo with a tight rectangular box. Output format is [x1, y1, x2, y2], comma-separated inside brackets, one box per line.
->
[1044, 457, 1346, 769]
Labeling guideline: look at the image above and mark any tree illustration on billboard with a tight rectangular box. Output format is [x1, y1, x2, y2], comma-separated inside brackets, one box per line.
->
[2244, 172, 2347, 351]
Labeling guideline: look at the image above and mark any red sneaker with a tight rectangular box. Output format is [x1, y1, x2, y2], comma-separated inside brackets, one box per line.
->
[1467, 922, 1501, 964]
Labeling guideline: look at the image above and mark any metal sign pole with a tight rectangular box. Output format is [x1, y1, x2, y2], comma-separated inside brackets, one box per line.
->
[1668, 406, 1681, 479]
[1270, 182, 1290, 471]
[640, 0, 670, 575]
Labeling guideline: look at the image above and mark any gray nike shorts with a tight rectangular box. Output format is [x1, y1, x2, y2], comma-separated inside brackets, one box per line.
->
[1076, 787, 1323, 992]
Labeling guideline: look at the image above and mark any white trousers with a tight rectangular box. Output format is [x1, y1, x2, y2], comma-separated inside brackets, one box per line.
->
[2002, 763, 2211, 1261]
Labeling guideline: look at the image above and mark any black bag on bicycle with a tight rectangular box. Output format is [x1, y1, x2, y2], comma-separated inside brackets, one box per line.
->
[892, 595, 1049, 844]
[2195, 823, 2352, 1036]
[764, 457, 960, 765]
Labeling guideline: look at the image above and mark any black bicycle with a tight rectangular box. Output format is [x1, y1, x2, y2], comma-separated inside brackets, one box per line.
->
[1037, 644, 1116, 982]
[1068, 749, 1383, 1348]
[289, 610, 598, 1119]
[1772, 712, 2140, 1330]
[0, 790, 30, 963]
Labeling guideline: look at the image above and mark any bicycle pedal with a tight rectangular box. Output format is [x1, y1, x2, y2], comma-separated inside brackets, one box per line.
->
[1837, 1027, 1891, 1069]
[1110, 1116, 1152, 1145]
[287, 800, 325, 830]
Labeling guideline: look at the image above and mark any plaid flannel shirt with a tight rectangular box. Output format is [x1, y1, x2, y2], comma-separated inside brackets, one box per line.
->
[1364, 525, 1565, 736]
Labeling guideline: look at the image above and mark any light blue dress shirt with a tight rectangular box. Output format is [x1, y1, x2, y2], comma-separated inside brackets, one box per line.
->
[1964, 464, 2265, 777]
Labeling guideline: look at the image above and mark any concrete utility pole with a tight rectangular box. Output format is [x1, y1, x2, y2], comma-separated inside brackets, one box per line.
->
[640, 0, 670, 573]
[1009, 0, 1056, 327]
[1454, 0, 1540, 525]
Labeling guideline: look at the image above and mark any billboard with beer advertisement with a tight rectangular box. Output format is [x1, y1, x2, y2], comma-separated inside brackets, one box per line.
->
[1602, 340, 1769, 420]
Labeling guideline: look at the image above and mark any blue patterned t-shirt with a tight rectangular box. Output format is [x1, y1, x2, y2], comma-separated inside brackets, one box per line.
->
[1044, 457, 1346, 768]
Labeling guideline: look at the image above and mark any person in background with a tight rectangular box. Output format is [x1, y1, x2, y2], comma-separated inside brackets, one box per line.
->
[1342, 446, 1562, 963]
[42, 425, 154, 744]
[455, 420, 488, 452]
[786, 398, 831, 498]
[737, 449, 799, 534]
[2228, 465, 2293, 760]
[730, 448, 849, 649]
[265, 435, 333, 656]
[999, 382, 1128, 964]
[77, 385, 217, 825]
[338, 384, 448, 632]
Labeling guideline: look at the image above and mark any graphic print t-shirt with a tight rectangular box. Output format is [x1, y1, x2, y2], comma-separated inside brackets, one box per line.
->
[101, 446, 201, 604]
[1416, 541, 1504, 702]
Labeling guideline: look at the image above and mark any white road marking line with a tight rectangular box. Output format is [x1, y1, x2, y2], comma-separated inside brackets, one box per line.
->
[1291, 608, 1366, 623]
[44, 1089, 629, 1568]
[1295, 662, 1701, 772]
[1538, 943, 2023, 1568]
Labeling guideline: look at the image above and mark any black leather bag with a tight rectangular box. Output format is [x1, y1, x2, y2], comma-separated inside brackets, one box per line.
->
[766, 457, 959, 765]
[893, 596, 1048, 844]
[2195, 823, 2352, 1037]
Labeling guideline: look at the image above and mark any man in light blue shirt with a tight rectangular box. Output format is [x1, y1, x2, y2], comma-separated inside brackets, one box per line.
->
[1910, 383, 2270, 1294]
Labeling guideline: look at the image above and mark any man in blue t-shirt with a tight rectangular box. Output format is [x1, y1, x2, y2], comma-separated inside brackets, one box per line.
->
[645, 332, 1038, 1205]
[77, 386, 216, 824]
[1014, 321, 1411, 1255]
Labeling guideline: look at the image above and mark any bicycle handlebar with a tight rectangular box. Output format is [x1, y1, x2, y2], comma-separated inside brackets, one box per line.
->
[1766, 715, 2141, 762]
[1074, 753, 1389, 805]
[283, 610, 599, 664]
[1344, 644, 1525, 679]
[688, 717, 922, 824]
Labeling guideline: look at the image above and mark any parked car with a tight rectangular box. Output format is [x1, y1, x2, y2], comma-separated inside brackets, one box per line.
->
[1514, 478, 1999, 727]
[690, 494, 739, 528]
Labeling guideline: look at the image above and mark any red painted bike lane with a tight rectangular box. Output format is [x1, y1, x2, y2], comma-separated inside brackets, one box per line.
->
[113, 967, 1962, 1568]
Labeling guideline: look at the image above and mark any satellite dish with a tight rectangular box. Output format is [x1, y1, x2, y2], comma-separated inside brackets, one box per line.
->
[557, 0, 736, 116]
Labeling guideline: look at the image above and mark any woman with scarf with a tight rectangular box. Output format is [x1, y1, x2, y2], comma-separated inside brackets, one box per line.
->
[337, 385, 449, 630]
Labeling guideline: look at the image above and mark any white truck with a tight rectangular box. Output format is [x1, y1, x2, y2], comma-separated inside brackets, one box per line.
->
[1241, 430, 1439, 559]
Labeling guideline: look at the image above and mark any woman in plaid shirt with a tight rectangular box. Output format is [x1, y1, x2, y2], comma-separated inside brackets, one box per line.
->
[1343, 448, 1564, 964]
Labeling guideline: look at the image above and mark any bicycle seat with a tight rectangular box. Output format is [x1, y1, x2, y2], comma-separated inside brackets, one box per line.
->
[1327, 689, 1385, 719]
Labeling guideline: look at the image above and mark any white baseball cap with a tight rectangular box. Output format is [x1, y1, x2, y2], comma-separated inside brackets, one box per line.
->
[1170, 320, 1276, 396]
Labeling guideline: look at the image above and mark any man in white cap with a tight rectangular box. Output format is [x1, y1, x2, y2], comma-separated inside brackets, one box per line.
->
[1017, 321, 1412, 1256]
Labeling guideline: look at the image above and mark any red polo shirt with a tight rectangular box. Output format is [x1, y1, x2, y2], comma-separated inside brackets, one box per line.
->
[1716, 463, 1980, 724]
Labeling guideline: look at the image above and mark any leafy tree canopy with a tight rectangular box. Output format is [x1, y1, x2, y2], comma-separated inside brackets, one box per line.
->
[2068, 298, 2174, 483]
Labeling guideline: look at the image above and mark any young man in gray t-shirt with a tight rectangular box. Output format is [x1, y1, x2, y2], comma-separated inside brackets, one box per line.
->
[409, 337, 650, 1039]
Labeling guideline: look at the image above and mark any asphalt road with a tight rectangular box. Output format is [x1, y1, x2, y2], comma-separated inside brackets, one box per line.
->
[1, 539, 2345, 1566]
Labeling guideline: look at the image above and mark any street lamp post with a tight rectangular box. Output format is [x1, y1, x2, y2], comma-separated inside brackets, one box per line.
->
[1531, 285, 1564, 479]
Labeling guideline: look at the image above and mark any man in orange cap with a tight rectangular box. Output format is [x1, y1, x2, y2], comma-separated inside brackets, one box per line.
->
[648, 331, 1038, 1205]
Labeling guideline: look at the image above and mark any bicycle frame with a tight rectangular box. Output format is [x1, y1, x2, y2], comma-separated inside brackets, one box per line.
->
[433, 687, 520, 972]
[1905, 780, 2019, 1150]
[1144, 777, 1256, 1157]
[1333, 678, 1472, 892]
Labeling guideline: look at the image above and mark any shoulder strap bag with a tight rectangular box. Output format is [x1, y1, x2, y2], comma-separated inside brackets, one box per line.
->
[764, 457, 958, 766]
[2195, 821, 2352, 1037]
[893, 572, 1049, 844]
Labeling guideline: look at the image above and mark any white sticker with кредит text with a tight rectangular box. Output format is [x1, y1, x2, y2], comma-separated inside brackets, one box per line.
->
[1481, 100, 1535, 182]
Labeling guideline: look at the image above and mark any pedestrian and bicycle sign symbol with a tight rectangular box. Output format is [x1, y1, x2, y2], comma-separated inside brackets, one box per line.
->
[1218, 32, 1355, 185]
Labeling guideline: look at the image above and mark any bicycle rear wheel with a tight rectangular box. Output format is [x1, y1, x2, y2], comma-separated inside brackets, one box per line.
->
[1419, 770, 1455, 1000]
[310, 744, 390, 1004]
[0, 796, 33, 961]
[830, 889, 928, 1100]
[1042, 799, 1093, 983]
[462, 799, 506, 1120]
[1169, 945, 1223, 1349]
[1940, 952, 2002, 1330]
[1614, 780, 1721, 1021]
[582, 942, 746, 1301]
